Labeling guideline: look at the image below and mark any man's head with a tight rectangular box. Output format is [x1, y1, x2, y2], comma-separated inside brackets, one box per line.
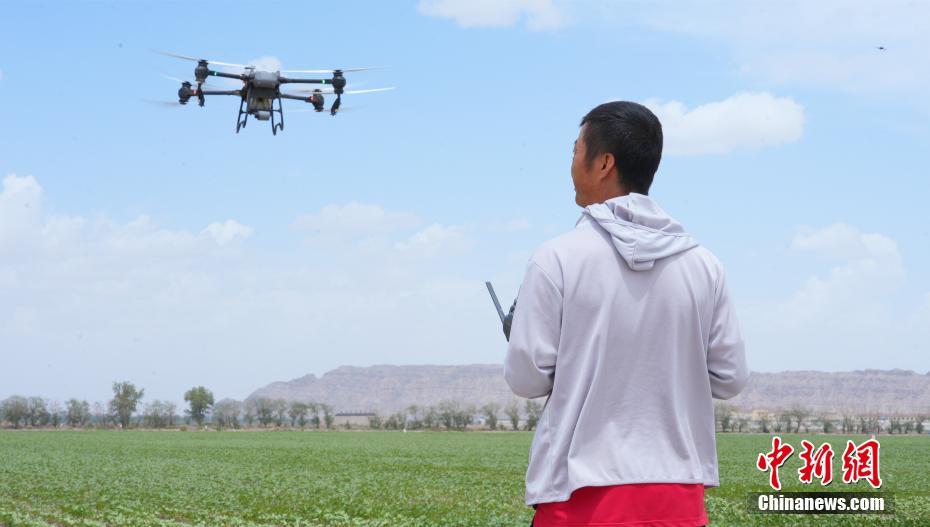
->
[571, 101, 663, 207]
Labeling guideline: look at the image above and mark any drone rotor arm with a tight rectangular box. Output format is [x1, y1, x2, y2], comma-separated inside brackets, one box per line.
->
[278, 77, 329, 85]
[208, 70, 248, 82]
[280, 69, 334, 74]
[289, 87, 395, 95]
[281, 67, 384, 74]
[199, 90, 243, 96]
[279, 93, 312, 101]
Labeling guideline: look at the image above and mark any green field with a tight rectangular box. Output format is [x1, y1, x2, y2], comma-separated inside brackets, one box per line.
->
[0, 431, 927, 526]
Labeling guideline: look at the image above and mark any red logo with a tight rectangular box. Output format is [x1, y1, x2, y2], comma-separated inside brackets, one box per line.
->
[798, 440, 834, 486]
[841, 438, 882, 489]
[756, 437, 882, 489]
[756, 436, 794, 490]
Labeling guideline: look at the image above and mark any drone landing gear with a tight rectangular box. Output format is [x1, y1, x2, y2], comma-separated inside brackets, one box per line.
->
[234, 90, 285, 135]
[236, 94, 249, 133]
[270, 95, 284, 135]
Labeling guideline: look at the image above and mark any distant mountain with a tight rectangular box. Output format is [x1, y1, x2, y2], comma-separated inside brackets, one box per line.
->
[249, 364, 516, 415]
[247, 365, 930, 415]
[732, 369, 930, 414]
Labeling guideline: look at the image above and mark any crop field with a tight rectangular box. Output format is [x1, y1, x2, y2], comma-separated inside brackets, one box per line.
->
[0, 431, 927, 527]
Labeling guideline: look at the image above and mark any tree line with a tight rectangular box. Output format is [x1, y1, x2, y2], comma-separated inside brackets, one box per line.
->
[714, 402, 928, 435]
[0, 382, 548, 432]
[211, 398, 336, 429]
[0, 382, 214, 430]
[9, 384, 923, 435]
[367, 399, 544, 431]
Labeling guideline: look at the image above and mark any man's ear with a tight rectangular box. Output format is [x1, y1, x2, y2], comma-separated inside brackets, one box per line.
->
[597, 153, 616, 182]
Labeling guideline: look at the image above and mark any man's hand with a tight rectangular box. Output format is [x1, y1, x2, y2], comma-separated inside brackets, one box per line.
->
[503, 299, 516, 341]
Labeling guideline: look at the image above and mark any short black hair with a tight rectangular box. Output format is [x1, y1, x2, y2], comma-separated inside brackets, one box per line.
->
[580, 101, 663, 195]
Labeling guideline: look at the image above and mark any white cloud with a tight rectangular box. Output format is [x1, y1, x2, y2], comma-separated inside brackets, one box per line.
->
[782, 232, 904, 324]
[643, 92, 805, 155]
[394, 223, 473, 257]
[202, 220, 254, 246]
[293, 202, 421, 236]
[486, 218, 531, 232]
[912, 293, 930, 329]
[0, 68, 4, 81]
[634, 0, 930, 101]
[418, 0, 566, 30]
[505, 218, 530, 231]
[791, 223, 899, 262]
[0, 175, 43, 247]
[743, 223, 923, 371]
[785, 223, 905, 311]
[0, 177, 501, 404]
[0, 173, 257, 346]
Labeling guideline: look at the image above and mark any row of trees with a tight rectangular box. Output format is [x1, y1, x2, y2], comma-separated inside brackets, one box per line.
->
[0, 397, 94, 428]
[715, 403, 928, 435]
[11, 386, 923, 435]
[0, 382, 214, 429]
[0, 389, 547, 432]
[368, 399, 544, 431]
[211, 398, 335, 429]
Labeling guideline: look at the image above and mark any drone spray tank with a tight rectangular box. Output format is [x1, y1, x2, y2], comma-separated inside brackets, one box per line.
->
[246, 70, 281, 123]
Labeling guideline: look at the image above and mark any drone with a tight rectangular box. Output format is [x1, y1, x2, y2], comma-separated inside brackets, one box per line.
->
[154, 50, 393, 135]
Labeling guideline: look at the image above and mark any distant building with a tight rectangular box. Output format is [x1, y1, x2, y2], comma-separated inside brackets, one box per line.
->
[333, 412, 375, 428]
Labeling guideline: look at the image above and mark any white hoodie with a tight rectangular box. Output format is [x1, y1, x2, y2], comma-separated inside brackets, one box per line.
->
[504, 193, 749, 506]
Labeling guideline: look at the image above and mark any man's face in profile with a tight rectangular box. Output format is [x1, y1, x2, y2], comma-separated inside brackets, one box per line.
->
[571, 125, 595, 207]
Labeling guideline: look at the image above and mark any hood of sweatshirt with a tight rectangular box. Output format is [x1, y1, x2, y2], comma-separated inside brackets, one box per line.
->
[581, 193, 698, 271]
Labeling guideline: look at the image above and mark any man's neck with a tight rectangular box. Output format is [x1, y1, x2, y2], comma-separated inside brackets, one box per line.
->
[584, 187, 630, 207]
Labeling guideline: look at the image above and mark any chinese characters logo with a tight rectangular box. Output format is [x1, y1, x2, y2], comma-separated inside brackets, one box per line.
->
[756, 436, 881, 490]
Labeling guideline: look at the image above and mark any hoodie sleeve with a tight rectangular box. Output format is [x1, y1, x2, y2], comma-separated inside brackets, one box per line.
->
[707, 267, 750, 399]
[504, 259, 562, 399]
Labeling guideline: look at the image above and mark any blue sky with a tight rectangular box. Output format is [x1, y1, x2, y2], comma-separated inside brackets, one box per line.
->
[1, 1, 929, 405]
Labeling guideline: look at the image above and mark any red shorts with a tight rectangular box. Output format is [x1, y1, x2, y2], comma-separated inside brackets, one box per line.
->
[532, 483, 708, 527]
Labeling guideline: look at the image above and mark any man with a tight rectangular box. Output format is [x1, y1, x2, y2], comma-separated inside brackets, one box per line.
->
[504, 101, 749, 527]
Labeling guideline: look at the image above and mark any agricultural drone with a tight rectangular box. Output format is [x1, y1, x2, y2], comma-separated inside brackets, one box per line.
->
[154, 50, 393, 135]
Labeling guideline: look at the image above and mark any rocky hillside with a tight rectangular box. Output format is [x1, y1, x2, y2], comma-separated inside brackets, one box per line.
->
[731, 369, 930, 414]
[249, 364, 516, 414]
[247, 365, 930, 415]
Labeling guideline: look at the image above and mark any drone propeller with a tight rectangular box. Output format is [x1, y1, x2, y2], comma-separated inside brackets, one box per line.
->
[143, 99, 185, 108]
[343, 87, 395, 94]
[151, 49, 248, 69]
[282, 86, 392, 116]
[160, 74, 225, 89]
[162, 74, 190, 83]
[281, 67, 384, 74]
